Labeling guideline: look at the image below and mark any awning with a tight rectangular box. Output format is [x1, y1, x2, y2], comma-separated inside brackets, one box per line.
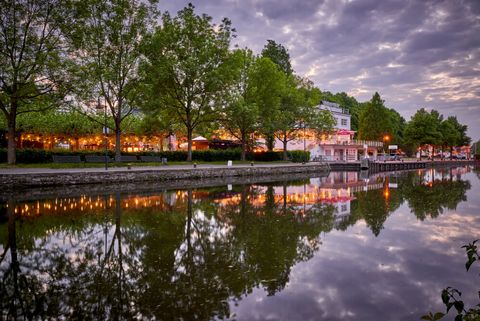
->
[192, 136, 208, 141]
[336, 129, 355, 135]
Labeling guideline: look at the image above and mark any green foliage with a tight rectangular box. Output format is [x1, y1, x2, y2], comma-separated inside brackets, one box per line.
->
[221, 49, 260, 160]
[140, 3, 234, 161]
[387, 108, 406, 145]
[404, 108, 442, 149]
[422, 240, 480, 321]
[66, 0, 158, 161]
[0, 0, 70, 164]
[0, 148, 309, 163]
[404, 109, 470, 153]
[261, 39, 293, 75]
[250, 57, 285, 151]
[286, 150, 310, 162]
[358, 92, 393, 141]
[16, 110, 101, 136]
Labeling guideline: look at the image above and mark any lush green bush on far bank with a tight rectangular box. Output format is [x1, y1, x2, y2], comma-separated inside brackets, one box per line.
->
[0, 148, 310, 164]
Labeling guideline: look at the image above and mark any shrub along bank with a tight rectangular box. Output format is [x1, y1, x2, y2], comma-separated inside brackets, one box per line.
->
[0, 148, 310, 164]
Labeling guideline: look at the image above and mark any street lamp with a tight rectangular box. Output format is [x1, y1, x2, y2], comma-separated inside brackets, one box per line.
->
[383, 135, 390, 154]
[97, 97, 108, 171]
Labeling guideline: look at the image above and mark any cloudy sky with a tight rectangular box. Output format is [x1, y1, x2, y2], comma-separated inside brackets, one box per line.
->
[159, 0, 480, 140]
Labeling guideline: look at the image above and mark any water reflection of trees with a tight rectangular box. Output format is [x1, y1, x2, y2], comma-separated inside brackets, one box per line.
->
[335, 168, 471, 235]
[0, 183, 336, 320]
[400, 168, 471, 220]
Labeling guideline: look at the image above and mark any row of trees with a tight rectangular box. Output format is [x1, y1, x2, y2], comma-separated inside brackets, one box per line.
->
[345, 92, 470, 155]
[404, 108, 470, 156]
[0, 1, 334, 164]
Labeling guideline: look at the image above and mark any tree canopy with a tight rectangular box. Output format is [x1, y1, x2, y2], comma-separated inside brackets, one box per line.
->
[140, 4, 234, 161]
[358, 92, 393, 141]
[0, 0, 70, 164]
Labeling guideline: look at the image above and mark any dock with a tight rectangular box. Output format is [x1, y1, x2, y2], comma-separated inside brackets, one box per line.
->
[328, 159, 475, 172]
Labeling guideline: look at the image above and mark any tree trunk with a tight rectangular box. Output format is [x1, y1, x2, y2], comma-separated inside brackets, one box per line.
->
[282, 134, 288, 161]
[115, 127, 121, 162]
[241, 132, 246, 161]
[7, 114, 16, 165]
[240, 185, 247, 216]
[187, 128, 193, 162]
[266, 133, 275, 151]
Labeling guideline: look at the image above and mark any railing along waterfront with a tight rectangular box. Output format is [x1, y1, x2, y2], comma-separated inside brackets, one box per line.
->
[318, 139, 383, 147]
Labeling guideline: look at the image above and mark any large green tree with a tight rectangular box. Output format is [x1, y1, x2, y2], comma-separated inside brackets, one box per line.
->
[250, 57, 285, 152]
[273, 75, 304, 160]
[273, 77, 335, 161]
[261, 39, 293, 76]
[141, 4, 234, 161]
[0, 0, 69, 164]
[66, 0, 158, 162]
[221, 49, 259, 161]
[404, 108, 443, 153]
[358, 92, 393, 142]
[440, 116, 471, 159]
[260, 40, 292, 150]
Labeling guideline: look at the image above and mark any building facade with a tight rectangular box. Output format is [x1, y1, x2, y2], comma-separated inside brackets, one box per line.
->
[272, 101, 383, 161]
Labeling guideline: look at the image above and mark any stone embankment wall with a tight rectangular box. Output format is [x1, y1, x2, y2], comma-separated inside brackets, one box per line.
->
[0, 164, 330, 189]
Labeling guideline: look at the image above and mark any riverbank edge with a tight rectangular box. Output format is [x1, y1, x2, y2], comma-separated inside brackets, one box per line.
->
[0, 170, 333, 201]
[0, 163, 330, 189]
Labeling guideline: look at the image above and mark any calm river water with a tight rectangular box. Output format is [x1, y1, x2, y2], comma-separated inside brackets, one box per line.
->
[1, 166, 479, 320]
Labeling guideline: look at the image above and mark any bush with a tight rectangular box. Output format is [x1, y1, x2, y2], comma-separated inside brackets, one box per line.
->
[475, 154, 480, 161]
[0, 148, 311, 163]
[287, 150, 310, 163]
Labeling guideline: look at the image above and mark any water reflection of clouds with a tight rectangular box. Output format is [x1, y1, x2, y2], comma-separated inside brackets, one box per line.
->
[230, 171, 480, 320]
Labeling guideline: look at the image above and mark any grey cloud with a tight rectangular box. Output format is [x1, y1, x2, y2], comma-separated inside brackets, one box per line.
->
[157, 0, 480, 139]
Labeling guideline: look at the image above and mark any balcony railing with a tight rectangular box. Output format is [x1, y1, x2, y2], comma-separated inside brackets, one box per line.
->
[319, 139, 383, 147]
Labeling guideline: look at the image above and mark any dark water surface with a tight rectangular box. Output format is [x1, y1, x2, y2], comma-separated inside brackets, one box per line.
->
[1, 166, 479, 320]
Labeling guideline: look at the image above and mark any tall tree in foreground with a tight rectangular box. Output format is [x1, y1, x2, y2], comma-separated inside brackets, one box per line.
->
[67, 0, 157, 161]
[0, 0, 68, 164]
[358, 92, 393, 142]
[251, 57, 285, 152]
[141, 4, 234, 161]
[221, 49, 259, 161]
[261, 40, 293, 150]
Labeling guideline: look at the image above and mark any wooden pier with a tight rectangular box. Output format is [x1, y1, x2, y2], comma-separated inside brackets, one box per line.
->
[328, 159, 474, 172]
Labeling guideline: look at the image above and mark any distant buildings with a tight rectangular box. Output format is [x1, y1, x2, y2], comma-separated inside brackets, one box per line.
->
[272, 101, 383, 161]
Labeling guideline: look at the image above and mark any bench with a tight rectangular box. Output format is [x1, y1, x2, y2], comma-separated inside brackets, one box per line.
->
[139, 156, 162, 162]
[85, 155, 112, 163]
[52, 155, 83, 163]
[119, 155, 139, 162]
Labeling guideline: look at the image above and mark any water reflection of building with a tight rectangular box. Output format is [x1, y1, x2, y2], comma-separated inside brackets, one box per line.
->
[8, 177, 389, 226]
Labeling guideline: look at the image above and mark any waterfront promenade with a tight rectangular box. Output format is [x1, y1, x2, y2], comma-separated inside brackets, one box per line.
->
[1, 159, 475, 190]
[0, 162, 331, 189]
